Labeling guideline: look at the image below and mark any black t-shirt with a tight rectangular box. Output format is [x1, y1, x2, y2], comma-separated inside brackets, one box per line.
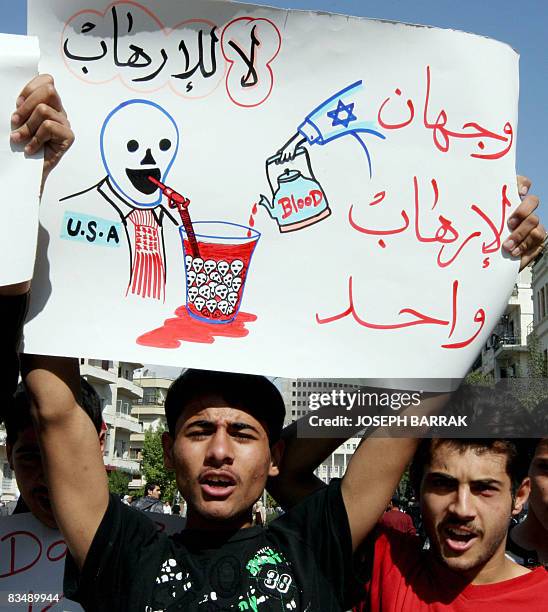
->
[507, 524, 544, 569]
[65, 479, 355, 611]
[0, 293, 28, 421]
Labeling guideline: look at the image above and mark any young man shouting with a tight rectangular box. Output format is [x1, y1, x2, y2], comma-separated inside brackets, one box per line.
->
[23, 365, 392, 610]
[271, 385, 548, 611]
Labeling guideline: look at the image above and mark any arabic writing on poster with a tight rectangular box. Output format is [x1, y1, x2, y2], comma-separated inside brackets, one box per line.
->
[62, 2, 281, 106]
[25, 0, 521, 379]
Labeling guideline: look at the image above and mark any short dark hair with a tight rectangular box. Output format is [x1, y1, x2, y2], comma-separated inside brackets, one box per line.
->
[5, 378, 103, 446]
[410, 438, 534, 498]
[145, 482, 160, 494]
[410, 385, 537, 497]
[164, 369, 285, 444]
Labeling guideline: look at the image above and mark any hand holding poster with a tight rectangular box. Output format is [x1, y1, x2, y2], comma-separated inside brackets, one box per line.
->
[25, 0, 521, 378]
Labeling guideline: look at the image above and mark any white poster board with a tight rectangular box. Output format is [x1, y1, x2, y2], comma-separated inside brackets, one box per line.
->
[0, 34, 42, 286]
[0, 511, 184, 611]
[25, 0, 521, 378]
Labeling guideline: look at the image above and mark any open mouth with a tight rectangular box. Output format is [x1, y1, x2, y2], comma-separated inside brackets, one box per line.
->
[126, 167, 161, 194]
[442, 526, 479, 553]
[199, 472, 237, 499]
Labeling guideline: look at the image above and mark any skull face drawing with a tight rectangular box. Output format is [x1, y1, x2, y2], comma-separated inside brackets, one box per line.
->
[100, 99, 180, 207]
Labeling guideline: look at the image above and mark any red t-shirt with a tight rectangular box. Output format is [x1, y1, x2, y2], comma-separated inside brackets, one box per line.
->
[355, 527, 548, 611]
[378, 509, 416, 536]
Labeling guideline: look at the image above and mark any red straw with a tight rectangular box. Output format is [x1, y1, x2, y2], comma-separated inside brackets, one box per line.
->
[148, 176, 200, 259]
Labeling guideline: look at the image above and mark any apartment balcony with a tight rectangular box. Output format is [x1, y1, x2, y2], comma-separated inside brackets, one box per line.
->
[81, 361, 117, 384]
[113, 413, 142, 434]
[130, 432, 145, 445]
[129, 476, 144, 490]
[493, 335, 528, 360]
[106, 457, 141, 474]
[132, 401, 166, 419]
[116, 377, 144, 399]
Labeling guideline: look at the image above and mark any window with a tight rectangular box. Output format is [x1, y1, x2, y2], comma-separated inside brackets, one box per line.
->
[101, 360, 110, 371]
[117, 400, 131, 416]
[143, 388, 160, 404]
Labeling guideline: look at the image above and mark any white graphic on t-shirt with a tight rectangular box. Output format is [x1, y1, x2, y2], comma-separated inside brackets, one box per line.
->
[155, 557, 192, 598]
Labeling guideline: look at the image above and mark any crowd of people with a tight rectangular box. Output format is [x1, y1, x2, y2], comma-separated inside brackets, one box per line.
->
[0, 76, 547, 611]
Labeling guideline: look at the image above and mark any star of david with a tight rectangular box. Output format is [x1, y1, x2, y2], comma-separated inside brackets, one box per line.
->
[327, 99, 357, 129]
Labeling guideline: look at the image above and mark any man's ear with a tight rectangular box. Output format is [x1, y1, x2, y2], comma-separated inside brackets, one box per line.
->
[162, 431, 175, 471]
[268, 439, 285, 478]
[512, 477, 530, 516]
[98, 430, 106, 453]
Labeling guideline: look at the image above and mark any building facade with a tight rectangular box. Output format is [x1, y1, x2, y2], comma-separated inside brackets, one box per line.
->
[129, 375, 174, 489]
[531, 251, 548, 374]
[80, 359, 143, 475]
[0, 358, 144, 502]
[471, 267, 534, 380]
[277, 378, 363, 484]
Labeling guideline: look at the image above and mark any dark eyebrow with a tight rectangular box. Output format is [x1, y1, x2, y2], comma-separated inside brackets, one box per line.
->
[470, 478, 503, 487]
[184, 420, 261, 435]
[426, 472, 503, 488]
[185, 420, 214, 429]
[425, 471, 457, 482]
[229, 422, 261, 435]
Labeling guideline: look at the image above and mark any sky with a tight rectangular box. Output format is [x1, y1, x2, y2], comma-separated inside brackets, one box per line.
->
[1, 0, 546, 225]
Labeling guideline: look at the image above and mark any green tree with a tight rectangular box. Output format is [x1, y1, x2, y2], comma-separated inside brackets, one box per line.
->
[528, 331, 546, 379]
[107, 470, 131, 496]
[464, 370, 494, 387]
[141, 426, 178, 503]
[520, 330, 548, 411]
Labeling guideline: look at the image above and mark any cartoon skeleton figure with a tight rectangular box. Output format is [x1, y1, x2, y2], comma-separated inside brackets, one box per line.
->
[61, 99, 181, 300]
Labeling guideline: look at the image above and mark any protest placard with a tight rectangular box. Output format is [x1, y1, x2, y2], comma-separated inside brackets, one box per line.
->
[0, 510, 185, 611]
[25, 0, 520, 378]
[0, 34, 42, 286]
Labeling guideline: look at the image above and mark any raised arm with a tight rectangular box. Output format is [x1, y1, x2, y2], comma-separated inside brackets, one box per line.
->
[4, 75, 106, 569]
[21, 355, 109, 569]
[1, 75, 73, 420]
[341, 392, 449, 551]
[267, 402, 359, 509]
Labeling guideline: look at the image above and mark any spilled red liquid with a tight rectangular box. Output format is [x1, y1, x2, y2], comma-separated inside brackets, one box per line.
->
[137, 306, 257, 348]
